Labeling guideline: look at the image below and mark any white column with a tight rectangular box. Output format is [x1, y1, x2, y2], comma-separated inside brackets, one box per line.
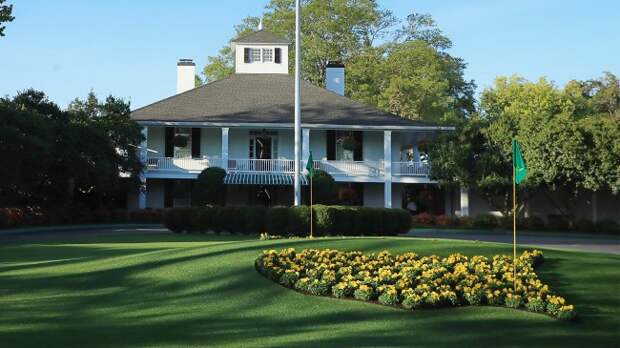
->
[459, 186, 469, 217]
[138, 127, 148, 209]
[221, 127, 229, 172]
[302, 128, 310, 164]
[293, 0, 302, 206]
[384, 130, 392, 208]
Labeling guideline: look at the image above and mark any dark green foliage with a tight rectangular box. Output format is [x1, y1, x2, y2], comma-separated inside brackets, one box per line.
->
[288, 206, 310, 237]
[163, 205, 412, 236]
[313, 205, 336, 236]
[244, 206, 266, 234]
[193, 207, 214, 233]
[546, 214, 571, 231]
[525, 216, 546, 230]
[312, 170, 338, 205]
[192, 167, 227, 206]
[0, 0, 14, 37]
[595, 219, 620, 234]
[164, 208, 196, 233]
[472, 214, 499, 229]
[574, 218, 595, 233]
[266, 206, 289, 235]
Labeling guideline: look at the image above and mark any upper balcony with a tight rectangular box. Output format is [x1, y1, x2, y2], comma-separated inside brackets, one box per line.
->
[145, 157, 430, 182]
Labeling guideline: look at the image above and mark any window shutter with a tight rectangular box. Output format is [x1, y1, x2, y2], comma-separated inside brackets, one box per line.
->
[191, 128, 201, 158]
[165, 127, 174, 157]
[353, 131, 363, 161]
[326, 130, 336, 160]
[274, 48, 281, 63]
[244, 48, 250, 63]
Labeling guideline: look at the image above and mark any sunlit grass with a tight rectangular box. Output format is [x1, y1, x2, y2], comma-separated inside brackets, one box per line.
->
[1, 234, 618, 347]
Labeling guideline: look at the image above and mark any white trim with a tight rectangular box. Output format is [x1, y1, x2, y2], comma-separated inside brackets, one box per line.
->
[136, 120, 455, 132]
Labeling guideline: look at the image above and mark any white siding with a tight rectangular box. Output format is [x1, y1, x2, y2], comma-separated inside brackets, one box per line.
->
[310, 130, 327, 160]
[201, 128, 221, 160]
[363, 183, 384, 207]
[147, 127, 165, 158]
[146, 180, 165, 209]
[278, 130, 294, 159]
[229, 129, 249, 158]
[234, 43, 289, 74]
[363, 131, 383, 162]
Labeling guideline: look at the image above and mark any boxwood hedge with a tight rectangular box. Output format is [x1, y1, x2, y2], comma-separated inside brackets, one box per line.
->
[164, 205, 411, 236]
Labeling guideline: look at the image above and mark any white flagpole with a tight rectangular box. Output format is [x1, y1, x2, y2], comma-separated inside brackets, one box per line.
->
[293, 0, 302, 206]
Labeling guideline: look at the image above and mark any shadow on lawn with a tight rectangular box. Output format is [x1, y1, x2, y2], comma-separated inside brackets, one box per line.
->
[0, 235, 618, 347]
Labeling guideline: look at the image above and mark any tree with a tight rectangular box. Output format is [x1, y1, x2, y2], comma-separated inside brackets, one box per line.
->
[192, 167, 227, 206]
[199, 2, 474, 122]
[311, 170, 337, 204]
[0, 0, 13, 37]
[0, 89, 143, 209]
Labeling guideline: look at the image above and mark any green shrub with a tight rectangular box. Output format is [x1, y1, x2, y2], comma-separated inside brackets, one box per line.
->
[382, 209, 411, 235]
[312, 170, 337, 205]
[288, 205, 310, 237]
[574, 218, 595, 233]
[313, 205, 336, 236]
[245, 206, 266, 234]
[164, 208, 196, 233]
[266, 206, 289, 235]
[526, 297, 546, 313]
[525, 216, 546, 230]
[333, 206, 356, 236]
[472, 213, 498, 229]
[192, 167, 227, 206]
[546, 214, 570, 231]
[193, 206, 214, 233]
[595, 219, 620, 234]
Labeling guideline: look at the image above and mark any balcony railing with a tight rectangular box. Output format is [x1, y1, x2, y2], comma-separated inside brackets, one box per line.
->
[146, 157, 217, 172]
[392, 161, 430, 176]
[227, 159, 295, 173]
[146, 157, 428, 177]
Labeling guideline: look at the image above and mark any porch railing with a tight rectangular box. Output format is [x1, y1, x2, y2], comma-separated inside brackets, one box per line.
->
[146, 157, 215, 172]
[392, 161, 430, 176]
[146, 157, 429, 177]
[314, 160, 384, 177]
[227, 159, 295, 173]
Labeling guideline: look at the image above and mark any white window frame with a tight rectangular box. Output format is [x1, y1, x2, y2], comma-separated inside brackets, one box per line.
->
[249, 48, 261, 63]
[262, 48, 273, 63]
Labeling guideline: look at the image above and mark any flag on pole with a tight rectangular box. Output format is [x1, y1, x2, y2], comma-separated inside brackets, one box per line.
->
[305, 151, 314, 178]
[511, 139, 527, 290]
[513, 139, 527, 184]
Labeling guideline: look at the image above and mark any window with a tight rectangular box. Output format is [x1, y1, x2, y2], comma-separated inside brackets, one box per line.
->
[335, 131, 355, 161]
[262, 48, 273, 62]
[250, 48, 261, 63]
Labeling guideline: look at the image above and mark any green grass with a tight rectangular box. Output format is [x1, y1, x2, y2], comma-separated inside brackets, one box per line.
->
[1, 233, 618, 347]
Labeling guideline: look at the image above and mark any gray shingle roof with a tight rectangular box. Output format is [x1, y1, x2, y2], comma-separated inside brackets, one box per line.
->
[233, 30, 291, 44]
[130, 74, 440, 129]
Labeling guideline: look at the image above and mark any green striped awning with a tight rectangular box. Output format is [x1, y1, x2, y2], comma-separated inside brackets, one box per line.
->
[224, 172, 309, 186]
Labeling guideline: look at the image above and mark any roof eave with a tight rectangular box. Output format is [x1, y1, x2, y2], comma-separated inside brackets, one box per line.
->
[135, 120, 454, 131]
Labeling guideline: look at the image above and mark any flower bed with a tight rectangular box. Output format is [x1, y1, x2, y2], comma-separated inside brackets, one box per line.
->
[255, 248, 576, 321]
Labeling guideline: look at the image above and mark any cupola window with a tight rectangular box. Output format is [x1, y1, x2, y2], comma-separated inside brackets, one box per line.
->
[262, 48, 273, 62]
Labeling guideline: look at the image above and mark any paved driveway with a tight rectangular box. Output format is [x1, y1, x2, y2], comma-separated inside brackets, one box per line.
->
[407, 228, 620, 254]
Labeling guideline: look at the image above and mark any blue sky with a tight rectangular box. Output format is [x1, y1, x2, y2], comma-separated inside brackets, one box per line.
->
[1, 0, 618, 109]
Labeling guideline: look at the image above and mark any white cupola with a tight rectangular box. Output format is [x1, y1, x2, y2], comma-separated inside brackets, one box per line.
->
[231, 30, 290, 74]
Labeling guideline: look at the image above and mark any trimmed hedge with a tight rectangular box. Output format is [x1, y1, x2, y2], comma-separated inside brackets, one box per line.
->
[164, 205, 412, 236]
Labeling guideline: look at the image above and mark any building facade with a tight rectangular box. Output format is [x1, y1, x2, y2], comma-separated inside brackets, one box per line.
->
[128, 30, 460, 212]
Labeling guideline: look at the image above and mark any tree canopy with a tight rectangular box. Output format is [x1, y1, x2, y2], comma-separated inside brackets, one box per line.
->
[0, 0, 13, 37]
[0, 90, 143, 209]
[201, 0, 475, 122]
[429, 73, 620, 214]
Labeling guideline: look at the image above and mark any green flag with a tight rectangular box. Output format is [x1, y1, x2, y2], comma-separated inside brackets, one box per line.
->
[512, 139, 527, 184]
[305, 151, 315, 178]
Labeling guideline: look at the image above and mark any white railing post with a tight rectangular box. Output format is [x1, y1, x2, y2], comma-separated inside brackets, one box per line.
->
[221, 128, 229, 172]
[384, 131, 392, 208]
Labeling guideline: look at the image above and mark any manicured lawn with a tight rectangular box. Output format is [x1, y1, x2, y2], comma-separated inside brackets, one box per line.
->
[1, 233, 618, 347]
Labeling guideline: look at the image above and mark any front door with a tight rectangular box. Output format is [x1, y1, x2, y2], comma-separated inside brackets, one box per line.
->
[255, 137, 272, 160]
